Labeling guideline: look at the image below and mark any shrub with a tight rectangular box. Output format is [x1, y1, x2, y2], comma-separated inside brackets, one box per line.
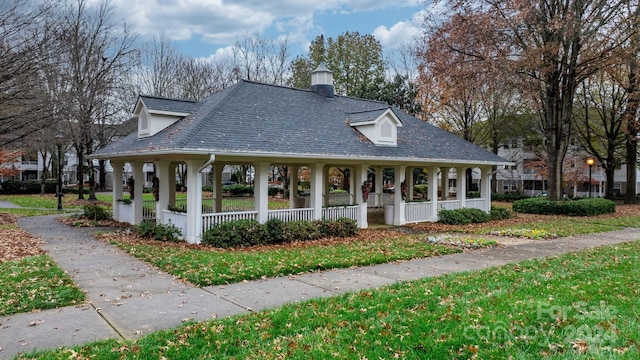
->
[438, 207, 491, 225]
[438, 209, 471, 225]
[268, 187, 281, 196]
[320, 217, 358, 237]
[136, 220, 181, 241]
[202, 219, 265, 248]
[489, 206, 513, 221]
[82, 204, 110, 221]
[202, 218, 359, 248]
[224, 184, 254, 196]
[0, 180, 58, 194]
[265, 218, 285, 244]
[413, 184, 428, 199]
[512, 197, 616, 216]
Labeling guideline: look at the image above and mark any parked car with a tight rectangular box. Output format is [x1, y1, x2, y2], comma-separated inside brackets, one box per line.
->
[222, 181, 238, 186]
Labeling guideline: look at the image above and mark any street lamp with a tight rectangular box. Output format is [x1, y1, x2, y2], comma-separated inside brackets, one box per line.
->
[586, 157, 595, 198]
[55, 133, 64, 210]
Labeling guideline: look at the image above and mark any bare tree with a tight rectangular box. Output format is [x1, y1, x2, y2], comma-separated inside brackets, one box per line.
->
[136, 33, 181, 98]
[232, 33, 290, 85]
[0, 0, 55, 146]
[53, 0, 137, 199]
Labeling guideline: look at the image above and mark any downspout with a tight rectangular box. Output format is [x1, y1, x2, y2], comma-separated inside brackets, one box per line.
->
[198, 154, 215, 172]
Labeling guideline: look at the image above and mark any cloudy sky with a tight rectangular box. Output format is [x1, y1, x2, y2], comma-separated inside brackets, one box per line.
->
[107, 0, 426, 59]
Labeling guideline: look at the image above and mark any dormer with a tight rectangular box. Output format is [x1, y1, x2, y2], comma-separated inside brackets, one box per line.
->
[348, 108, 402, 146]
[133, 95, 197, 138]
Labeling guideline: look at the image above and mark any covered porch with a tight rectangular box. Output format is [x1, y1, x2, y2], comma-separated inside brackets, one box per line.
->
[109, 154, 493, 244]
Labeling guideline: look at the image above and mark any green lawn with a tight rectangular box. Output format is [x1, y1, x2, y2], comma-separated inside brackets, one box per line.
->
[0, 255, 85, 316]
[18, 240, 640, 359]
[108, 234, 468, 286]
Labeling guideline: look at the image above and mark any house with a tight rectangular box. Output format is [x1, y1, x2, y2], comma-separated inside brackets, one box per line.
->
[92, 64, 511, 243]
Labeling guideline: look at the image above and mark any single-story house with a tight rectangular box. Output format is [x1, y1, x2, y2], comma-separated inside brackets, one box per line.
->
[92, 64, 511, 244]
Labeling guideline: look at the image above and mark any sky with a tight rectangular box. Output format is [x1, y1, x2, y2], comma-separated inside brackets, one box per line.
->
[107, 0, 427, 61]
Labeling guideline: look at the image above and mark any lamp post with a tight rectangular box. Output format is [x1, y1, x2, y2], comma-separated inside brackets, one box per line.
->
[586, 158, 595, 198]
[56, 134, 64, 210]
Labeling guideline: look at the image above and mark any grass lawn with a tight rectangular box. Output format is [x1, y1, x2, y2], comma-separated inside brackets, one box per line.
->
[0, 255, 85, 316]
[17, 240, 640, 359]
[105, 231, 468, 286]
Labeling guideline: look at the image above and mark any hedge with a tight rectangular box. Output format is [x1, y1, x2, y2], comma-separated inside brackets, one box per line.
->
[512, 197, 616, 216]
[201, 218, 358, 248]
[0, 180, 57, 194]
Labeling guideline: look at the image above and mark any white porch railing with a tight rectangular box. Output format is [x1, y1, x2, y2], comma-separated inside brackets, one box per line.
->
[268, 208, 314, 222]
[201, 211, 258, 232]
[465, 198, 487, 211]
[438, 200, 462, 211]
[162, 210, 187, 239]
[405, 202, 432, 223]
[322, 205, 359, 224]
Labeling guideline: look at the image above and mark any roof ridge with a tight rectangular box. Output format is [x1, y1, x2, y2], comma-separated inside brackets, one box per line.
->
[139, 94, 198, 103]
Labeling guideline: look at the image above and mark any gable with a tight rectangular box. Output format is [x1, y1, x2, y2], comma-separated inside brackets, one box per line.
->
[134, 96, 194, 138]
[348, 108, 402, 146]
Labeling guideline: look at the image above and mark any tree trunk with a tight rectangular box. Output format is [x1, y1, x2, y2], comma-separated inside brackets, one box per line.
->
[604, 164, 616, 200]
[39, 152, 49, 195]
[623, 57, 639, 204]
[76, 146, 84, 200]
[99, 159, 106, 190]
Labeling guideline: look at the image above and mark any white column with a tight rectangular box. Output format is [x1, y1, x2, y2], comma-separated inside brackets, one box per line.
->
[348, 166, 355, 204]
[429, 166, 439, 221]
[168, 163, 177, 208]
[393, 165, 407, 225]
[457, 167, 467, 208]
[254, 162, 270, 223]
[406, 167, 414, 202]
[310, 163, 325, 220]
[110, 160, 123, 221]
[213, 165, 223, 212]
[441, 167, 449, 200]
[481, 167, 492, 211]
[355, 164, 368, 228]
[323, 166, 330, 206]
[289, 166, 299, 207]
[155, 160, 171, 224]
[185, 160, 203, 244]
[132, 162, 144, 224]
[375, 167, 383, 207]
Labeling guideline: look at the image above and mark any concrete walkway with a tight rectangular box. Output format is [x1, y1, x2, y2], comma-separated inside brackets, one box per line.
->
[1, 216, 638, 359]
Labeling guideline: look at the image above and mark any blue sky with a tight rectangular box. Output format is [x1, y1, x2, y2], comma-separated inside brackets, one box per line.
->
[108, 0, 426, 60]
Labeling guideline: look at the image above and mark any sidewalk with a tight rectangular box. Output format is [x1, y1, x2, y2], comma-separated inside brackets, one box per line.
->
[1, 215, 638, 359]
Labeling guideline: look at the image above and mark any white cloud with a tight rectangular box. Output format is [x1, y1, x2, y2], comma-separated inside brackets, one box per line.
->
[373, 20, 421, 49]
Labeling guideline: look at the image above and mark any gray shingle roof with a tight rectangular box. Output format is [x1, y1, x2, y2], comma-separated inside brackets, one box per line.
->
[97, 81, 509, 166]
[139, 95, 199, 114]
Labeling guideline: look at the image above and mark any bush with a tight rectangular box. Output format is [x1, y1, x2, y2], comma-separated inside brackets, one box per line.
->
[413, 184, 428, 199]
[224, 184, 254, 196]
[82, 204, 110, 221]
[438, 207, 490, 225]
[202, 218, 359, 249]
[490, 206, 512, 221]
[437, 209, 471, 225]
[319, 217, 358, 237]
[0, 180, 58, 194]
[136, 220, 181, 241]
[512, 197, 616, 216]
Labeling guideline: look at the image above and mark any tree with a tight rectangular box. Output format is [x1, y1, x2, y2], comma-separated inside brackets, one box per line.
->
[289, 32, 386, 97]
[574, 71, 627, 199]
[53, 0, 137, 199]
[422, 0, 630, 200]
[232, 33, 290, 86]
[0, 149, 22, 178]
[0, 0, 54, 146]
